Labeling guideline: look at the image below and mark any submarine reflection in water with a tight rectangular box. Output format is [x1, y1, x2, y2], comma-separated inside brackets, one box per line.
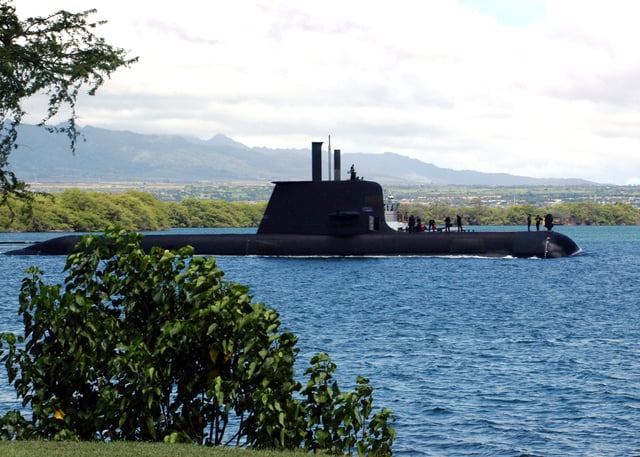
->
[6, 142, 581, 259]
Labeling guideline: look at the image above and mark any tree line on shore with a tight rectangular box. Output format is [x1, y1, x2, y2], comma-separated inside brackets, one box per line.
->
[0, 189, 267, 232]
[401, 200, 640, 228]
[1, 189, 638, 232]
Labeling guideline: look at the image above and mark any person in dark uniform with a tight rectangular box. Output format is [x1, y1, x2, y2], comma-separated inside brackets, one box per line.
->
[535, 215, 542, 231]
[456, 214, 463, 232]
[444, 216, 451, 232]
[527, 214, 532, 232]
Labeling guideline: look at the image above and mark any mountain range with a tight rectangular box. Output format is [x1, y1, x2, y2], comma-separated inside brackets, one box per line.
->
[9, 124, 595, 186]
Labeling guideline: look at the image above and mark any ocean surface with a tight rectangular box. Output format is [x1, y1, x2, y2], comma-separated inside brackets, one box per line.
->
[0, 226, 638, 456]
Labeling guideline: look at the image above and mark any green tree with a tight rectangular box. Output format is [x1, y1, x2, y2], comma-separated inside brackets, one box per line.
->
[0, 0, 137, 203]
[0, 228, 395, 454]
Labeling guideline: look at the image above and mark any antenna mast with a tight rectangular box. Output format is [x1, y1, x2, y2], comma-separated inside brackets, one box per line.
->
[327, 135, 332, 181]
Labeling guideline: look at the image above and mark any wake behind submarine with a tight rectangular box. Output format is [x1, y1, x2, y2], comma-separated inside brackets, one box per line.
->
[7, 142, 581, 258]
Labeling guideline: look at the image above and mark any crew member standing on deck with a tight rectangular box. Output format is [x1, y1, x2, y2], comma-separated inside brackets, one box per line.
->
[527, 214, 532, 232]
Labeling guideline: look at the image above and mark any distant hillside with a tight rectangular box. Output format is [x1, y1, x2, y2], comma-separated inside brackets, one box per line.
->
[9, 124, 596, 186]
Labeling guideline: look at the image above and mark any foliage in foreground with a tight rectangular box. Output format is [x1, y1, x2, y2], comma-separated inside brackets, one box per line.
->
[0, 228, 394, 455]
[1, 0, 136, 202]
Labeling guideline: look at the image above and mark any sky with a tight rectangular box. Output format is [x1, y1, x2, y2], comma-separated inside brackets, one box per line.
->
[12, 0, 640, 185]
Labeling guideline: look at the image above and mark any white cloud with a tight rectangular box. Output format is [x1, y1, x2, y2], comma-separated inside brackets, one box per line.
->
[11, 0, 640, 184]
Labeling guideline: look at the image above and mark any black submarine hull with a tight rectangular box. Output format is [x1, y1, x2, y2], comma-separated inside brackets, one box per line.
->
[5, 142, 582, 259]
[6, 230, 581, 258]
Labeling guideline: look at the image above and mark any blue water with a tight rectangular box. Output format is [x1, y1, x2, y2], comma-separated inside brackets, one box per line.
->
[1, 226, 639, 456]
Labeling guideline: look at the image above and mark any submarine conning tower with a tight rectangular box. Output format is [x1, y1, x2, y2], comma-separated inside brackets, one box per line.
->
[257, 141, 395, 236]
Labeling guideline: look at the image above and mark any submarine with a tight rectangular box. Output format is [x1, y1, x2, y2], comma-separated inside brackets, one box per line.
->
[6, 142, 581, 258]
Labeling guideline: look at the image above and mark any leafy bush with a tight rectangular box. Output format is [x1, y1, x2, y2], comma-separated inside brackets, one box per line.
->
[0, 228, 394, 455]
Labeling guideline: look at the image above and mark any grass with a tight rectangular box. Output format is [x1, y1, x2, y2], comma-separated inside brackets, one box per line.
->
[0, 441, 320, 457]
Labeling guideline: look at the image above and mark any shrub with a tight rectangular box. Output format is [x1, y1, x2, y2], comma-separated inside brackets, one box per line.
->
[0, 228, 394, 455]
